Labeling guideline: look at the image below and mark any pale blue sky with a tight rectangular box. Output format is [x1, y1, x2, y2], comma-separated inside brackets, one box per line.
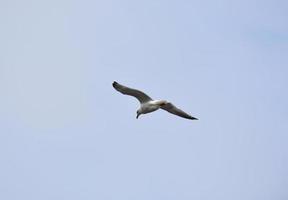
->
[0, 0, 288, 199]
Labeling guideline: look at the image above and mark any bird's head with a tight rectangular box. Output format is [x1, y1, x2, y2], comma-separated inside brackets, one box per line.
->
[136, 110, 141, 119]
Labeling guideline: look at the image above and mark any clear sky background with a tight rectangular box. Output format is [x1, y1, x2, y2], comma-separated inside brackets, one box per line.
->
[0, 0, 287, 199]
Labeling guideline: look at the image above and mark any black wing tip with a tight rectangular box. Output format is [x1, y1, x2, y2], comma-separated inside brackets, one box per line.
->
[112, 81, 119, 87]
[188, 116, 198, 120]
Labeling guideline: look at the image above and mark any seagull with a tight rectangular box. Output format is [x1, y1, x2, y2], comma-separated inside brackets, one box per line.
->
[112, 81, 198, 120]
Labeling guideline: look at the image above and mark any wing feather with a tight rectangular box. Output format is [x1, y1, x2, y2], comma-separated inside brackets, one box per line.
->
[161, 102, 198, 120]
[112, 81, 153, 103]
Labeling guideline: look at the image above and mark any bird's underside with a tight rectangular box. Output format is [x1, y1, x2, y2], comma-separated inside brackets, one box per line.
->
[112, 81, 198, 120]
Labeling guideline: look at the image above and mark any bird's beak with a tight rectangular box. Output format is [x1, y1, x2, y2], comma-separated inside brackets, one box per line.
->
[136, 113, 140, 119]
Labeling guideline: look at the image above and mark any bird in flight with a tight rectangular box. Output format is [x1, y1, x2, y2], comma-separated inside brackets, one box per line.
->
[112, 81, 198, 120]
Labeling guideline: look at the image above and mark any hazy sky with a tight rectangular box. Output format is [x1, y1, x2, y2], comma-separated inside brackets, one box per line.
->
[0, 0, 287, 199]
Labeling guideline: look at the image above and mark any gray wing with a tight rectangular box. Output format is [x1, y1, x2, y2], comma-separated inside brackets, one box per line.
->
[161, 102, 198, 120]
[112, 81, 153, 103]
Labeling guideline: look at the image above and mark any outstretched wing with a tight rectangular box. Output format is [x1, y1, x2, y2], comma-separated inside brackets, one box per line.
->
[161, 102, 198, 120]
[112, 81, 153, 103]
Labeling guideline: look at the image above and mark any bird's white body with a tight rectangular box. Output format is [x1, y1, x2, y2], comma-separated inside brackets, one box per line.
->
[139, 100, 167, 114]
